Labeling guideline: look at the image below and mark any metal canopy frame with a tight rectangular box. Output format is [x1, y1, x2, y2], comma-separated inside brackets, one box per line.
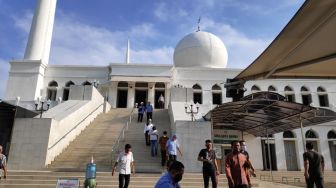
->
[210, 92, 336, 137]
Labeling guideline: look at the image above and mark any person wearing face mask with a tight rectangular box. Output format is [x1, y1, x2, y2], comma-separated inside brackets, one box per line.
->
[198, 140, 219, 188]
[225, 141, 251, 188]
[239, 140, 256, 177]
[155, 160, 184, 188]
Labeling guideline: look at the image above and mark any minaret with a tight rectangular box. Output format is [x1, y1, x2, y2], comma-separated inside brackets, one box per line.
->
[24, 0, 57, 64]
[125, 39, 130, 64]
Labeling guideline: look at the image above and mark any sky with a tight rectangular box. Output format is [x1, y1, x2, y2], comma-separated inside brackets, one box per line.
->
[0, 0, 304, 99]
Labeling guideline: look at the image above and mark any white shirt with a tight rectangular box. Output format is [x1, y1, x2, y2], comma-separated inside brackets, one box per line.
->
[166, 139, 180, 155]
[144, 123, 153, 133]
[150, 129, 158, 141]
[117, 152, 134, 175]
[0, 154, 6, 167]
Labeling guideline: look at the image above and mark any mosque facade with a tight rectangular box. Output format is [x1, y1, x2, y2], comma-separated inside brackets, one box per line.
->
[3, 0, 336, 172]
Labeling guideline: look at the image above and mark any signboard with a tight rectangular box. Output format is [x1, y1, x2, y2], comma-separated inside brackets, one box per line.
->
[213, 129, 241, 144]
[56, 178, 80, 188]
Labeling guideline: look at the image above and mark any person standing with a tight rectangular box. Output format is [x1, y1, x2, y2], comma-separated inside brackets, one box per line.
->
[112, 144, 135, 188]
[166, 135, 183, 161]
[303, 142, 325, 188]
[145, 101, 153, 122]
[239, 140, 256, 177]
[159, 131, 170, 170]
[154, 160, 184, 188]
[225, 141, 251, 188]
[0, 145, 7, 179]
[150, 126, 159, 157]
[143, 119, 153, 146]
[158, 94, 165, 109]
[137, 102, 145, 122]
[198, 140, 219, 188]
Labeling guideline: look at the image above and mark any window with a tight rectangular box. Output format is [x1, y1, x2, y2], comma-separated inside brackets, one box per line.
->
[63, 81, 75, 101]
[47, 80, 58, 101]
[284, 86, 295, 102]
[251, 85, 261, 91]
[327, 130, 336, 139]
[301, 86, 312, 105]
[283, 131, 295, 138]
[317, 86, 329, 107]
[193, 84, 202, 104]
[305, 130, 318, 138]
[212, 84, 222, 105]
[268, 86, 276, 92]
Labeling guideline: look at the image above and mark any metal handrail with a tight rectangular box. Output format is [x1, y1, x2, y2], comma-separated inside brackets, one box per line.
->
[110, 108, 135, 166]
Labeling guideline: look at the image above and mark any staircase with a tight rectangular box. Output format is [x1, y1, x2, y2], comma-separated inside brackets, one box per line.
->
[117, 109, 172, 173]
[47, 108, 133, 171]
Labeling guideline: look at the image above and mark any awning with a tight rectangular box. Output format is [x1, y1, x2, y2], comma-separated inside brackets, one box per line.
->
[235, 0, 336, 81]
[209, 92, 336, 137]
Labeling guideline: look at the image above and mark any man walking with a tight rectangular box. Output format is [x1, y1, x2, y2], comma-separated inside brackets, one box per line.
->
[159, 131, 169, 170]
[198, 140, 219, 188]
[145, 101, 153, 122]
[240, 140, 256, 177]
[150, 126, 159, 157]
[137, 102, 145, 122]
[155, 160, 184, 188]
[112, 144, 135, 188]
[303, 142, 325, 188]
[143, 119, 153, 146]
[166, 135, 183, 161]
[225, 141, 251, 188]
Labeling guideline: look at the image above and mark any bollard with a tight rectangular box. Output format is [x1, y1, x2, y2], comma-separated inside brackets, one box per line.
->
[84, 156, 97, 188]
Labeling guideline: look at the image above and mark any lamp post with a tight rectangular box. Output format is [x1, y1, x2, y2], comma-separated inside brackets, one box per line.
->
[184, 102, 199, 121]
[35, 97, 51, 118]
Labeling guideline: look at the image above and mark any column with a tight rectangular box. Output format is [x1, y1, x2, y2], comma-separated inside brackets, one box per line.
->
[164, 82, 171, 109]
[109, 82, 118, 108]
[148, 82, 155, 107]
[127, 82, 135, 108]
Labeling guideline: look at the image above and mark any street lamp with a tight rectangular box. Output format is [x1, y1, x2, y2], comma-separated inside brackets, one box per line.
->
[35, 97, 51, 118]
[184, 102, 199, 121]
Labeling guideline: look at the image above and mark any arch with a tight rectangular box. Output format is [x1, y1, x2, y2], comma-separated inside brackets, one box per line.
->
[283, 131, 295, 138]
[284, 86, 294, 92]
[251, 85, 261, 91]
[118, 81, 128, 87]
[301, 86, 309, 92]
[135, 82, 148, 88]
[48, 80, 58, 87]
[317, 86, 326, 92]
[305, 129, 318, 138]
[212, 84, 221, 91]
[155, 82, 165, 88]
[328, 130, 336, 139]
[65, 81, 75, 87]
[268, 85, 277, 91]
[82, 81, 92, 86]
[317, 86, 329, 107]
[192, 84, 202, 104]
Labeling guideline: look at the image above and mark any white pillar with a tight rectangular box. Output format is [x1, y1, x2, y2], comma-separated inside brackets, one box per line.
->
[148, 82, 155, 107]
[127, 82, 135, 108]
[109, 82, 118, 108]
[24, 0, 57, 65]
[164, 82, 171, 109]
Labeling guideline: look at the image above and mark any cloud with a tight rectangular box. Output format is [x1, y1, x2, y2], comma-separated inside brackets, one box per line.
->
[202, 18, 271, 68]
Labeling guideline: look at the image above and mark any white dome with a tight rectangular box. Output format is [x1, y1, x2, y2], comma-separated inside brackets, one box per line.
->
[173, 31, 228, 68]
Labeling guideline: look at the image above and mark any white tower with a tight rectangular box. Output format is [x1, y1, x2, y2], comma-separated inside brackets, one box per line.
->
[125, 39, 130, 64]
[5, 0, 57, 101]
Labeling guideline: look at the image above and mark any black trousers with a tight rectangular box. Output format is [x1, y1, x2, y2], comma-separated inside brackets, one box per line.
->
[232, 185, 248, 188]
[147, 112, 152, 121]
[168, 154, 176, 161]
[161, 150, 167, 167]
[119, 174, 130, 188]
[203, 170, 217, 188]
[137, 113, 143, 122]
[306, 177, 324, 188]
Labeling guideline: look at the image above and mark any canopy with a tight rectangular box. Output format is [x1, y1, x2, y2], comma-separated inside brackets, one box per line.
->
[209, 92, 336, 137]
[235, 0, 336, 81]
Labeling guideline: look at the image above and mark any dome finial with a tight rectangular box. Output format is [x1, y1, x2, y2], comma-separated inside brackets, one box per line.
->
[196, 17, 201, 32]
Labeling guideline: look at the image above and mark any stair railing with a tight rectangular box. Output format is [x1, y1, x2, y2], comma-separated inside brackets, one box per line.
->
[110, 107, 135, 166]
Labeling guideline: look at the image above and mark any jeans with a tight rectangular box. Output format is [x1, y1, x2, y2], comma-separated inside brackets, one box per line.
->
[137, 113, 143, 122]
[119, 174, 130, 188]
[306, 177, 324, 188]
[151, 140, 158, 156]
[203, 170, 217, 188]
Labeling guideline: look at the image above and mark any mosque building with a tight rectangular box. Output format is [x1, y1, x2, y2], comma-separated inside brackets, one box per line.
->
[2, 0, 336, 172]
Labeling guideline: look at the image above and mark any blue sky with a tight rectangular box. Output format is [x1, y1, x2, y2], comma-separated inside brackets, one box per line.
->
[0, 0, 304, 98]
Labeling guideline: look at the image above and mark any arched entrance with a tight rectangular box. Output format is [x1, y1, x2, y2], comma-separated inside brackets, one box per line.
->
[135, 82, 148, 106]
[305, 129, 319, 151]
[283, 131, 298, 170]
[117, 82, 128, 108]
[154, 82, 165, 109]
[328, 130, 336, 171]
